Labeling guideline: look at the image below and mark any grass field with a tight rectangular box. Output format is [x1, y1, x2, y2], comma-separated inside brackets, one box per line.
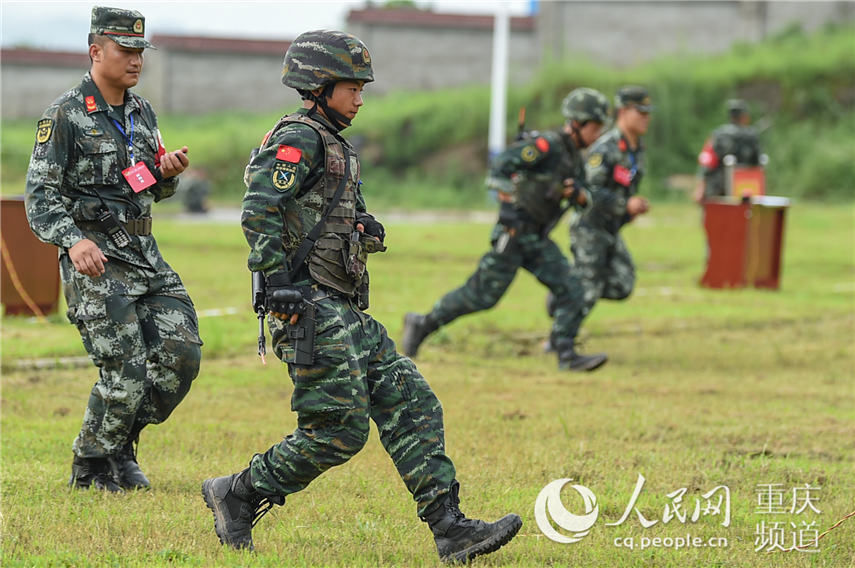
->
[1, 201, 853, 567]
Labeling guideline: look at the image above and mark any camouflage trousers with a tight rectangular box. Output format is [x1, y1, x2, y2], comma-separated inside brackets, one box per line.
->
[61, 254, 202, 458]
[427, 224, 586, 344]
[570, 224, 636, 319]
[254, 287, 456, 516]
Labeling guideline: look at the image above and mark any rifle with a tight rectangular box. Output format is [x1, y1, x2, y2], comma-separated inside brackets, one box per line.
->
[516, 106, 526, 141]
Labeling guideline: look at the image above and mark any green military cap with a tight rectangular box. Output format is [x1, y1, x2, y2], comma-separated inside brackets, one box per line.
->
[615, 85, 653, 112]
[727, 98, 749, 115]
[90, 6, 155, 49]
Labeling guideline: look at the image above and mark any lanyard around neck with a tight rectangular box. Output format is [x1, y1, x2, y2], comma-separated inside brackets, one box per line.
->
[111, 113, 135, 166]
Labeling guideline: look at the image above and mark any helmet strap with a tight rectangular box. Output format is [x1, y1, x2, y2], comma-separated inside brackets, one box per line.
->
[306, 83, 351, 132]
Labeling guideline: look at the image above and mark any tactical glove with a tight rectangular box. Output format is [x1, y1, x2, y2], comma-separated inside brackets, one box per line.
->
[355, 212, 385, 243]
[265, 272, 305, 323]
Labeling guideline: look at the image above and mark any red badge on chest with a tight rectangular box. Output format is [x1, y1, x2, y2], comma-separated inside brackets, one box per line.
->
[276, 145, 302, 163]
[85, 96, 97, 113]
[123, 162, 157, 193]
[613, 165, 632, 187]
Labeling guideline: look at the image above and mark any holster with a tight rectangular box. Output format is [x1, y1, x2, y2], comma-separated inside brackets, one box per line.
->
[288, 300, 316, 366]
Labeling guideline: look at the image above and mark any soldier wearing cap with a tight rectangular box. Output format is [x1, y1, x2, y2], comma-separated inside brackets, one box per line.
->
[693, 98, 764, 203]
[201, 30, 521, 563]
[401, 88, 610, 372]
[567, 86, 652, 337]
[25, 6, 201, 493]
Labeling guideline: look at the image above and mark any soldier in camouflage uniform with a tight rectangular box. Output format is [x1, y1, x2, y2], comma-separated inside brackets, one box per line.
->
[567, 86, 652, 331]
[693, 99, 763, 202]
[401, 89, 610, 372]
[25, 6, 202, 493]
[201, 30, 521, 563]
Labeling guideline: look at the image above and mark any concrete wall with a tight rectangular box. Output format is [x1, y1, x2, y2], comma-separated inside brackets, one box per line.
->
[1, 51, 89, 120]
[538, 1, 854, 66]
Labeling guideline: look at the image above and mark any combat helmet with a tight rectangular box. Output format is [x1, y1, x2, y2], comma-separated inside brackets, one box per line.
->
[561, 88, 610, 124]
[282, 30, 374, 91]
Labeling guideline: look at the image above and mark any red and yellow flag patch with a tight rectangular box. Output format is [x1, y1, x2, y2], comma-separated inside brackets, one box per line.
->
[276, 145, 302, 163]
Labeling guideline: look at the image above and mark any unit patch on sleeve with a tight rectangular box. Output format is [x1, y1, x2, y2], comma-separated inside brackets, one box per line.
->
[272, 161, 297, 191]
[36, 119, 53, 144]
[587, 153, 603, 168]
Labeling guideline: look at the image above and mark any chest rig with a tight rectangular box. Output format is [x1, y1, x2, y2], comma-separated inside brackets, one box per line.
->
[272, 113, 363, 297]
[513, 133, 580, 226]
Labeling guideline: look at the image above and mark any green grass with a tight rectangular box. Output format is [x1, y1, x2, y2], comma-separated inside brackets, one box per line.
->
[2, 202, 854, 566]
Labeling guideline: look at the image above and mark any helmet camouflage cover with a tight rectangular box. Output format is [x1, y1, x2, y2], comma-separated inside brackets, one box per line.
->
[561, 88, 610, 124]
[282, 30, 374, 90]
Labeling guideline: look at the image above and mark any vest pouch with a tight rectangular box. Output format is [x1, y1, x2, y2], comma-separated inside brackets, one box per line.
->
[307, 233, 358, 296]
[514, 171, 562, 226]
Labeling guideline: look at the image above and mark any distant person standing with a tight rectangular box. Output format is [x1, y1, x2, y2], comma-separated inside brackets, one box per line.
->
[25, 6, 202, 492]
[567, 86, 652, 333]
[693, 98, 763, 203]
[180, 167, 211, 214]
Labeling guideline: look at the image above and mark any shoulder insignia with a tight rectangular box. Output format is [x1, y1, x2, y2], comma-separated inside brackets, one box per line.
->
[36, 119, 53, 144]
[85, 96, 97, 113]
[272, 162, 297, 191]
[276, 144, 302, 163]
[588, 153, 603, 168]
[618, 138, 627, 152]
[520, 145, 537, 162]
[535, 137, 550, 152]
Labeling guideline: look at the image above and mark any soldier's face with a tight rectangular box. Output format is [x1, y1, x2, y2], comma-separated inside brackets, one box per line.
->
[577, 121, 604, 148]
[625, 106, 651, 136]
[326, 80, 365, 123]
[91, 39, 144, 90]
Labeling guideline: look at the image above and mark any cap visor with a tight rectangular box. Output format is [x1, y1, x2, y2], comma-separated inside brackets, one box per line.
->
[113, 37, 156, 49]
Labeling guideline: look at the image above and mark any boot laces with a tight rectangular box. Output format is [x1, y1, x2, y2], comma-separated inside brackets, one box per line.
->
[251, 495, 285, 528]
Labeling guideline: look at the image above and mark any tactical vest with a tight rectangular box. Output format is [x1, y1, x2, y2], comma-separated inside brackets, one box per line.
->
[270, 113, 363, 296]
[514, 133, 579, 226]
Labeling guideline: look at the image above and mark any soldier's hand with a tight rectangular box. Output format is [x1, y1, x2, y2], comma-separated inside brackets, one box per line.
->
[355, 212, 385, 243]
[160, 146, 190, 179]
[627, 196, 650, 218]
[268, 286, 304, 324]
[69, 238, 108, 277]
[561, 178, 576, 199]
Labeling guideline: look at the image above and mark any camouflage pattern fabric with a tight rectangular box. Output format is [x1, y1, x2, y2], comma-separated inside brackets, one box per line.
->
[251, 287, 455, 515]
[25, 72, 201, 458]
[61, 254, 201, 457]
[282, 30, 374, 90]
[241, 109, 456, 516]
[698, 123, 762, 198]
[90, 6, 155, 50]
[569, 126, 645, 313]
[426, 130, 589, 344]
[561, 88, 610, 124]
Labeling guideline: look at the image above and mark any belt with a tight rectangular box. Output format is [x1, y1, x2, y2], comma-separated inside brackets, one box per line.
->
[76, 216, 153, 236]
[124, 217, 152, 236]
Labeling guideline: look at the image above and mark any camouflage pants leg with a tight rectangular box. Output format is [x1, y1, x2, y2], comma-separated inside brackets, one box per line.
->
[62, 255, 202, 458]
[427, 224, 521, 327]
[570, 225, 636, 319]
[513, 233, 587, 343]
[254, 292, 456, 515]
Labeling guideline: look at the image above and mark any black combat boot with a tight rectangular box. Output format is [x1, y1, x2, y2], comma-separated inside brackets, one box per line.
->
[111, 438, 151, 490]
[420, 482, 522, 564]
[69, 455, 124, 493]
[555, 339, 608, 372]
[201, 468, 285, 551]
[401, 312, 438, 358]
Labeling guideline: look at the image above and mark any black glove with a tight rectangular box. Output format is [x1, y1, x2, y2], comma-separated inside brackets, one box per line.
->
[265, 272, 304, 318]
[355, 212, 385, 243]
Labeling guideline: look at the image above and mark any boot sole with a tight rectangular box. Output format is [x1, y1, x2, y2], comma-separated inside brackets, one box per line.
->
[446, 514, 523, 564]
[201, 478, 252, 550]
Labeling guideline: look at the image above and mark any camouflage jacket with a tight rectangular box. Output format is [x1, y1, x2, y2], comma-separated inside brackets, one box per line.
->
[698, 123, 762, 197]
[25, 72, 177, 269]
[241, 108, 366, 280]
[485, 130, 590, 229]
[578, 127, 645, 234]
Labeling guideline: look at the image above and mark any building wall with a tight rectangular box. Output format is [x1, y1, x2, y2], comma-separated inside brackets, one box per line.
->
[347, 22, 539, 93]
[538, 1, 853, 66]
